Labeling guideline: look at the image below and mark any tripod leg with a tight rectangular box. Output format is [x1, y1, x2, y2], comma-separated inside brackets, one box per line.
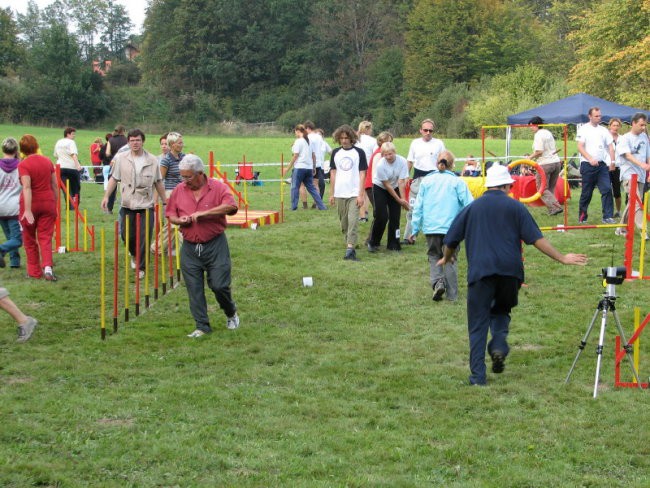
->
[611, 310, 643, 389]
[566, 307, 601, 384]
[593, 306, 609, 398]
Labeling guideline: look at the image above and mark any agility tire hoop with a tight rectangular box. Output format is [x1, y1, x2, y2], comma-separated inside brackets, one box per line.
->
[509, 159, 547, 204]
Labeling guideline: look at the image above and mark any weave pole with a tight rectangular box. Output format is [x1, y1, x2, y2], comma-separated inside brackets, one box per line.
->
[113, 220, 119, 333]
[145, 208, 151, 309]
[100, 228, 106, 340]
[135, 213, 141, 317]
[174, 227, 181, 283]
[124, 215, 130, 322]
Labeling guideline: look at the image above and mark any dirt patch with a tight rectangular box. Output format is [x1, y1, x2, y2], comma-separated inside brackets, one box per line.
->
[97, 417, 135, 427]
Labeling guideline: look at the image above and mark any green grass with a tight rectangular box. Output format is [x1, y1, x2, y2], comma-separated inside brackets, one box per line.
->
[0, 126, 648, 487]
[0, 123, 577, 173]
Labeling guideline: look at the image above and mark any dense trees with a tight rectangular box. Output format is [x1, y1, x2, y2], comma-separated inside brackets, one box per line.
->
[1, 0, 647, 132]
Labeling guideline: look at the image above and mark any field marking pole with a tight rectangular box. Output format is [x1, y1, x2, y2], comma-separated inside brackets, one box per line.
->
[100, 228, 106, 340]
[167, 220, 174, 289]
[154, 204, 160, 300]
[66, 179, 71, 251]
[124, 215, 130, 322]
[280, 152, 285, 222]
[113, 220, 119, 332]
[145, 208, 150, 309]
[55, 165, 61, 249]
[135, 213, 141, 316]
[639, 194, 649, 278]
[159, 205, 167, 295]
[83, 209, 88, 251]
[633, 307, 640, 381]
[174, 227, 181, 283]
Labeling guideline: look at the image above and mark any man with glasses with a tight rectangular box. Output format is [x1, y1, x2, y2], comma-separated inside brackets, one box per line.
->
[101, 129, 167, 278]
[166, 154, 240, 337]
[403, 119, 446, 245]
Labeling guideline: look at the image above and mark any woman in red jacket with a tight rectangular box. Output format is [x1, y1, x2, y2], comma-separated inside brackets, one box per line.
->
[18, 135, 58, 281]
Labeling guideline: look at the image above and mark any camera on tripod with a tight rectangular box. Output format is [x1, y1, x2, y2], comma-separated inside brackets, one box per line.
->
[601, 266, 626, 285]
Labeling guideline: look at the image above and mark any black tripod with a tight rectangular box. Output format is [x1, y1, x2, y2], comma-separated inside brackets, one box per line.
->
[565, 272, 642, 398]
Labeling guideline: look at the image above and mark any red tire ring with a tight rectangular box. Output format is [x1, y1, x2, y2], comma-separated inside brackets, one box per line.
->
[508, 159, 547, 204]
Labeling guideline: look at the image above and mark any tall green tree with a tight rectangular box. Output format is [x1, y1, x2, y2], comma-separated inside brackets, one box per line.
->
[16, 1, 43, 49]
[403, 0, 560, 116]
[100, 1, 133, 59]
[21, 23, 107, 125]
[0, 8, 24, 76]
[568, 0, 650, 108]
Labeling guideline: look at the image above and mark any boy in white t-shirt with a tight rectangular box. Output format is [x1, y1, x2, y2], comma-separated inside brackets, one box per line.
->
[329, 125, 368, 261]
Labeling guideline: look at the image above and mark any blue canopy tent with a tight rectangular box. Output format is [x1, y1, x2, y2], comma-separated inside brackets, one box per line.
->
[507, 93, 650, 125]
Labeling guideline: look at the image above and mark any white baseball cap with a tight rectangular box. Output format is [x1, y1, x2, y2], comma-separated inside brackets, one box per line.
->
[485, 164, 515, 188]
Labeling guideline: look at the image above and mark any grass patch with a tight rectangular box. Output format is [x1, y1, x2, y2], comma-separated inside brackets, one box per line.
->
[0, 126, 646, 486]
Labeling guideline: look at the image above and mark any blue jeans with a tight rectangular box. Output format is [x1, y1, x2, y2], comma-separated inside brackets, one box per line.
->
[579, 161, 613, 221]
[291, 169, 326, 210]
[0, 218, 22, 267]
[466, 275, 520, 385]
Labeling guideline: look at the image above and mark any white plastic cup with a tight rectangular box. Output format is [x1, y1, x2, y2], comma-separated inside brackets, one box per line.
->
[302, 276, 313, 287]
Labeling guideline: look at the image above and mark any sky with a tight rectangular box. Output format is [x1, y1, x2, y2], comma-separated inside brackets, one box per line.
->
[0, 0, 149, 34]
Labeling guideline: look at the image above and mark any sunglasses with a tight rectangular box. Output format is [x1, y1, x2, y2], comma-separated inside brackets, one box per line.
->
[421, 129, 434, 133]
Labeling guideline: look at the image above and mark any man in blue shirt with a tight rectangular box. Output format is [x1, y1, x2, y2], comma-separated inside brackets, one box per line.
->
[440, 164, 587, 385]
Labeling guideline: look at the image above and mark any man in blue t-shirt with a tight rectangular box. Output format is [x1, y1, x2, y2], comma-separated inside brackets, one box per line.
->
[440, 164, 587, 386]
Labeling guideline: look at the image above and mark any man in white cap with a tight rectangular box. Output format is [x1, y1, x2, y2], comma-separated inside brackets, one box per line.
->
[439, 164, 587, 386]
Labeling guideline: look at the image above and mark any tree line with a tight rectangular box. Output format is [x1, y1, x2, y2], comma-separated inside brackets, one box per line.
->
[1, 0, 647, 136]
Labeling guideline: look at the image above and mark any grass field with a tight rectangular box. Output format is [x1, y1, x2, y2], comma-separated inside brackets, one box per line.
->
[1, 126, 648, 487]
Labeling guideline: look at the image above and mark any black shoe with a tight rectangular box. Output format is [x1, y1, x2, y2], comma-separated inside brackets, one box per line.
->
[367, 243, 379, 253]
[432, 280, 445, 301]
[490, 351, 505, 374]
[343, 249, 359, 261]
[401, 238, 415, 245]
[0, 253, 5, 268]
[549, 207, 563, 216]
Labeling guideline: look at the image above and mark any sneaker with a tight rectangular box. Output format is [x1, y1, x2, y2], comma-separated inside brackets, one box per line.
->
[614, 227, 627, 236]
[490, 350, 505, 374]
[343, 249, 359, 261]
[358, 217, 368, 223]
[578, 219, 588, 225]
[16, 317, 38, 343]
[0, 253, 5, 268]
[138, 270, 145, 279]
[549, 207, 563, 216]
[226, 313, 240, 330]
[44, 267, 57, 282]
[367, 243, 379, 253]
[187, 329, 207, 338]
[432, 280, 446, 301]
[130, 258, 137, 270]
[614, 212, 621, 219]
[602, 218, 617, 224]
[401, 237, 415, 245]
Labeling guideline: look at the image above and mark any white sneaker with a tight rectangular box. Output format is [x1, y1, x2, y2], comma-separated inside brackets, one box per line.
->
[614, 227, 627, 236]
[138, 270, 145, 279]
[187, 329, 207, 338]
[130, 258, 136, 269]
[226, 313, 240, 330]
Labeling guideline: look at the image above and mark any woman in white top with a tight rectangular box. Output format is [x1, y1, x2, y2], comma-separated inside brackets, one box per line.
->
[607, 118, 622, 218]
[282, 124, 326, 211]
[357, 121, 377, 222]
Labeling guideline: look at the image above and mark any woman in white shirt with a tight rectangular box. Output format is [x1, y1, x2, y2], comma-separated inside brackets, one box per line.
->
[282, 124, 327, 211]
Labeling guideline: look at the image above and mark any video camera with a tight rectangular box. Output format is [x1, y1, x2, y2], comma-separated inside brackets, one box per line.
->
[601, 266, 626, 285]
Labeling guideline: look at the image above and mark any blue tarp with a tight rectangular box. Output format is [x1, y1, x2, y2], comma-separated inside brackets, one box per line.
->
[507, 93, 650, 125]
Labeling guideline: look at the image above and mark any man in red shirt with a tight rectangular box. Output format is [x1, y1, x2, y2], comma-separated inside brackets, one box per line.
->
[166, 154, 240, 337]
